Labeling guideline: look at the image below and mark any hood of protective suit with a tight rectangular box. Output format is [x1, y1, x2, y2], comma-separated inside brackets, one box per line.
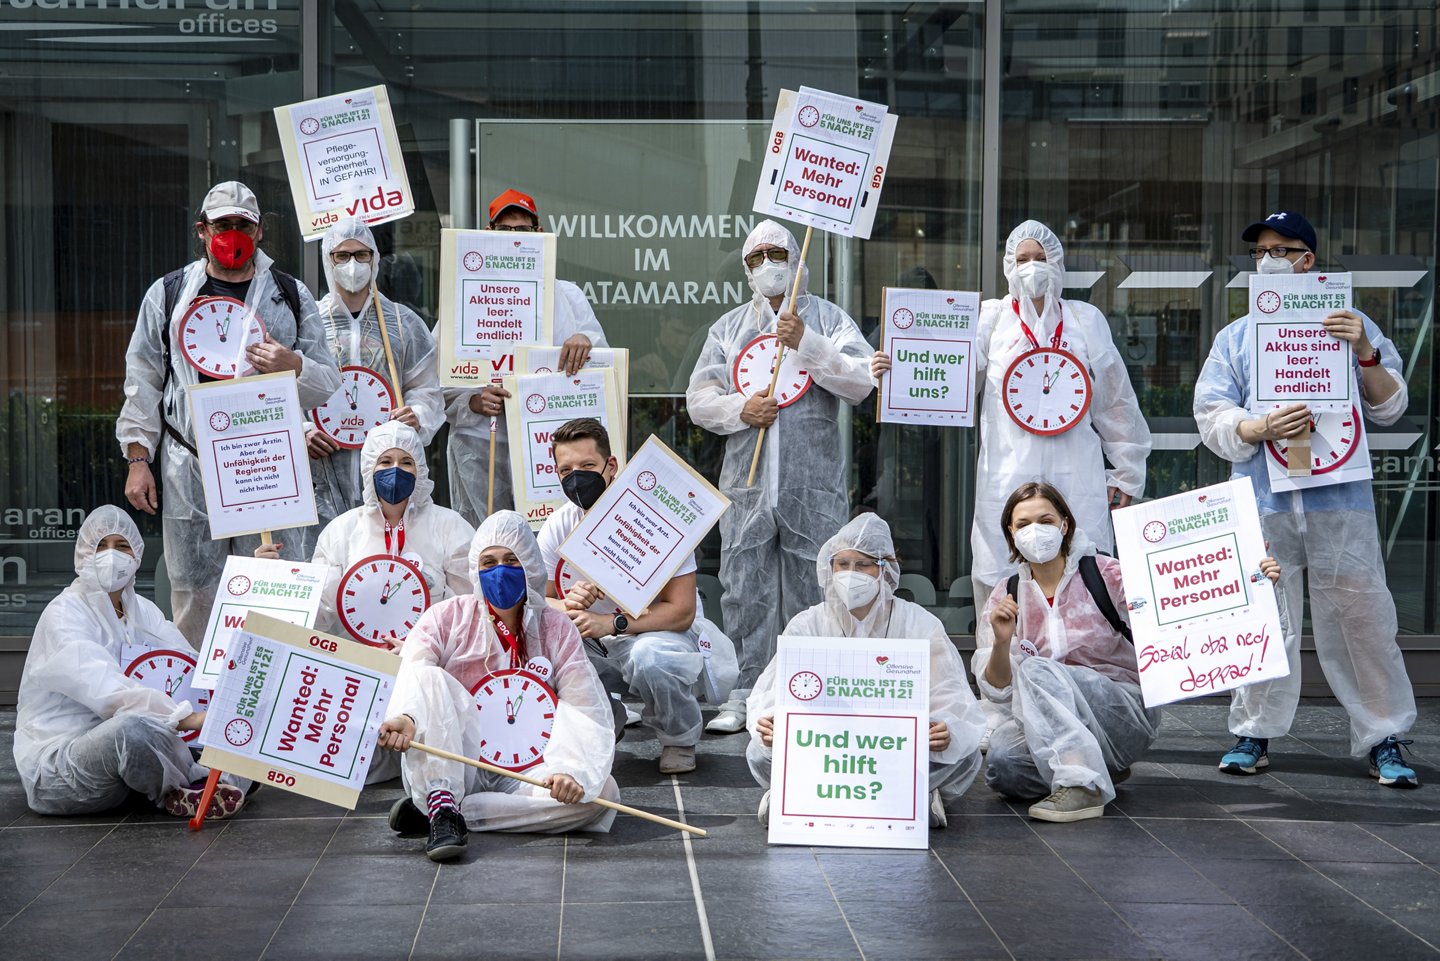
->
[320, 217, 377, 316]
[468, 510, 547, 604]
[742, 219, 810, 304]
[815, 513, 901, 632]
[1002, 220, 1067, 303]
[360, 421, 435, 509]
[74, 506, 144, 599]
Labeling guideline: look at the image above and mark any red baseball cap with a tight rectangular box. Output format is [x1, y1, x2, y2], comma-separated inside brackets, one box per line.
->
[488, 188, 539, 224]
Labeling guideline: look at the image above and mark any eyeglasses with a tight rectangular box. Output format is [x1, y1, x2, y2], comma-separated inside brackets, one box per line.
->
[207, 219, 258, 235]
[331, 250, 373, 264]
[1249, 245, 1309, 261]
[831, 555, 884, 573]
[489, 223, 541, 232]
[744, 248, 789, 270]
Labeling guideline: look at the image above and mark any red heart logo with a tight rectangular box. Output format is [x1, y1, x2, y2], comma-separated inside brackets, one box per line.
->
[1198, 495, 1207, 502]
[855, 104, 864, 112]
[946, 297, 955, 304]
[688, 492, 696, 498]
[513, 241, 521, 247]
[876, 655, 889, 664]
[1318, 275, 1327, 282]
[227, 660, 236, 670]
[290, 568, 300, 574]
[344, 98, 353, 104]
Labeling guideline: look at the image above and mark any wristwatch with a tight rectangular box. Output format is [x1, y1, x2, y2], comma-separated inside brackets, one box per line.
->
[612, 613, 629, 636]
[1357, 347, 1381, 368]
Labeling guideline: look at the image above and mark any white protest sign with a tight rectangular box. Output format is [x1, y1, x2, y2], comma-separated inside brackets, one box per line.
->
[558, 435, 729, 617]
[1111, 479, 1287, 707]
[187, 372, 317, 539]
[438, 228, 556, 387]
[504, 368, 626, 530]
[194, 556, 328, 690]
[753, 87, 897, 239]
[513, 345, 630, 438]
[1248, 273, 1353, 414]
[199, 614, 397, 809]
[1265, 401, 1372, 493]
[769, 636, 929, 849]
[274, 85, 414, 240]
[878, 288, 979, 426]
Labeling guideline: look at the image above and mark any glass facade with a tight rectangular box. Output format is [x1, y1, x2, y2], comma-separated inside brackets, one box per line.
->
[1, 2, 1436, 685]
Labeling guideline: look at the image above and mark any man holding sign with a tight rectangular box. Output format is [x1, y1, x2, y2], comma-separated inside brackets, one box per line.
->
[1193, 211, 1418, 787]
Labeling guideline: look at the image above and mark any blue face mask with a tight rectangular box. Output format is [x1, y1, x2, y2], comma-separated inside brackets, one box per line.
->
[373, 466, 417, 505]
[478, 563, 528, 609]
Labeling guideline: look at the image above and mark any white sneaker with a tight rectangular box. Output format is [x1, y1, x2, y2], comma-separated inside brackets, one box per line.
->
[1028, 785, 1105, 823]
[928, 789, 947, 829]
[705, 708, 746, 734]
[757, 789, 770, 826]
[979, 726, 992, 754]
[623, 704, 643, 727]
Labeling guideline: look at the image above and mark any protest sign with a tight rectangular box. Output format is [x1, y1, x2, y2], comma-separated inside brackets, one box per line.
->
[120, 645, 209, 742]
[1265, 402, 1373, 493]
[768, 635, 929, 849]
[194, 556, 328, 690]
[503, 368, 626, 530]
[187, 372, 316, 539]
[274, 85, 414, 240]
[753, 86, 897, 239]
[438, 228, 556, 387]
[1112, 480, 1287, 707]
[1248, 273, 1353, 414]
[199, 613, 397, 809]
[513, 345, 630, 437]
[558, 435, 728, 617]
[878, 288, 979, 426]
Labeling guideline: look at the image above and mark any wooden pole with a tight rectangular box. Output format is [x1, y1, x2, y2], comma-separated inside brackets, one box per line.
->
[373, 284, 406, 408]
[1288, 423, 1313, 477]
[260, 530, 273, 547]
[406, 740, 707, 837]
[746, 225, 813, 487]
[487, 416, 498, 515]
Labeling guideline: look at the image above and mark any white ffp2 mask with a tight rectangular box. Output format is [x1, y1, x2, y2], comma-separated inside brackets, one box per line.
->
[93, 549, 139, 593]
[334, 260, 373, 293]
[1009, 260, 1057, 300]
[750, 261, 791, 298]
[1256, 252, 1301, 275]
[1013, 523, 1064, 565]
[832, 570, 882, 610]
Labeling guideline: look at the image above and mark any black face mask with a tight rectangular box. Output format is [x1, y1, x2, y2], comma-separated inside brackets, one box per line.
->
[561, 469, 608, 510]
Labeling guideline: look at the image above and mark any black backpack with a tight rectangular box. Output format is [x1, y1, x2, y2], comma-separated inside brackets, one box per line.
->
[1006, 554, 1133, 644]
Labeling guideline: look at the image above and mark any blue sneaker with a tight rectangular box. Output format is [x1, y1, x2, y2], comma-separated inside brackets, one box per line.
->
[1369, 737, 1419, 788]
[1219, 737, 1269, 775]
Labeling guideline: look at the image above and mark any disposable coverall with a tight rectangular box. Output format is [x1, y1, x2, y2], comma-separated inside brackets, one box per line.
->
[444, 282, 608, 526]
[296, 219, 445, 559]
[1193, 311, 1415, 757]
[974, 530, 1161, 804]
[390, 511, 621, 832]
[116, 249, 341, 644]
[14, 507, 212, 814]
[686, 220, 875, 711]
[971, 221, 1150, 603]
[745, 515, 986, 805]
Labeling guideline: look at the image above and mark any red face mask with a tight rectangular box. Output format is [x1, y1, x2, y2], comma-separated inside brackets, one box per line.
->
[209, 229, 256, 269]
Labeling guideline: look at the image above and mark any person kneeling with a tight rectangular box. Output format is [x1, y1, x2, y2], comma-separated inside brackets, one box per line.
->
[376, 511, 620, 862]
[746, 514, 985, 828]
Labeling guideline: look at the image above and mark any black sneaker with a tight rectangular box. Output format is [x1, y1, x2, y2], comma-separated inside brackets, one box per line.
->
[388, 797, 429, 836]
[426, 808, 468, 862]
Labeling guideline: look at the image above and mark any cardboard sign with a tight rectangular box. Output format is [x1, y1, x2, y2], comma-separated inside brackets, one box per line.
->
[513, 345, 629, 437]
[438, 228, 556, 386]
[195, 556, 328, 690]
[768, 635, 930, 850]
[753, 86, 898, 239]
[878, 288, 979, 426]
[1248, 273, 1353, 414]
[1265, 401, 1373, 493]
[558, 435, 729, 617]
[199, 614, 397, 810]
[1111, 480, 1288, 707]
[274, 85, 414, 240]
[186, 372, 317, 539]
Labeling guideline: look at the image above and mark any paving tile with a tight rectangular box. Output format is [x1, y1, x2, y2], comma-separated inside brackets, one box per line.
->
[704, 895, 861, 960]
[161, 855, 316, 908]
[1111, 784, 1237, 819]
[31, 854, 195, 911]
[1026, 816, 1175, 859]
[203, 816, 342, 861]
[295, 853, 439, 905]
[927, 811, 1051, 857]
[694, 849, 832, 902]
[1361, 823, 1440, 863]
[116, 904, 280, 961]
[933, 851, 1101, 905]
[820, 852, 968, 902]
[323, 814, 429, 857]
[562, 851, 695, 902]
[0, 861, 68, 915]
[0, 824, 115, 866]
[1247, 899, 1440, 961]
[975, 900, 1160, 960]
[1063, 854, 1231, 904]
[555, 900, 706, 961]
[82, 819, 219, 862]
[1112, 902, 1305, 961]
[428, 850, 564, 905]
[1135, 817, 1294, 860]
[845, 898, 1009, 960]
[1305, 860, 1440, 913]
[1248, 819, 1425, 863]
[263, 903, 425, 960]
[411, 902, 560, 960]
[1185, 856, 1356, 905]
[0, 905, 145, 961]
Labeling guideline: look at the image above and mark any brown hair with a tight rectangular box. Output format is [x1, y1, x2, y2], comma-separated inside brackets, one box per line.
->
[551, 417, 611, 459]
[1000, 481, 1076, 563]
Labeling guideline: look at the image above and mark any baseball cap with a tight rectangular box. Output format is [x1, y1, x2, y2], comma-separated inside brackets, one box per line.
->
[201, 181, 261, 224]
[488, 188, 539, 225]
[1240, 211, 1317, 252]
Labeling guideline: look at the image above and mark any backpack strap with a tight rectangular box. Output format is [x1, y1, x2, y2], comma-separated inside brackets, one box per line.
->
[1079, 554, 1132, 643]
[269, 267, 303, 325]
[158, 269, 198, 457]
[1006, 573, 1020, 600]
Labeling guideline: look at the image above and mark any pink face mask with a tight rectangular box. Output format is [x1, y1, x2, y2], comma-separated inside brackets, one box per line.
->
[209, 229, 256, 269]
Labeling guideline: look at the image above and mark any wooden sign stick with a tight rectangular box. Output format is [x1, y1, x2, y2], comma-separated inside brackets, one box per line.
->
[1288, 422, 1313, 477]
[746, 224, 814, 487]
[487, 416, 498, 515]
[373, 283, 407, 408]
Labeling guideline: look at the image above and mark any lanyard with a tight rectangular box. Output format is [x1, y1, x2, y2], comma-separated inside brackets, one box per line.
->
[1012, 297, 1064, 351]
[383, 520, 405, 557]
[488, 602, 527, 668]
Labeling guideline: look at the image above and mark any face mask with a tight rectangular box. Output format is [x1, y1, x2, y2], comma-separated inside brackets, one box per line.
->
[93, 549, 139, 593]
[1256, 252, 1303, 275]
[209, 229, 256, 270]
[373, 465, 417, 505]
[832, 570, 882, 611]
[333, 259, 372, 293]
[479, 563, 528, 610]
[1009, 260, 1055, 300]
[750, 260, 791, 298]
[1013, 523, 1065, 565]
[561, 469, 608, 511]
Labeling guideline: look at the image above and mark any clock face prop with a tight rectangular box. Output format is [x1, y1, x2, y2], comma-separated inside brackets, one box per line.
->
[732, 334, 813, 409]
[123, 649, 208, 742]
[470, 668, 558, 771]
[1255, 290, 1282, 314]
[1265, 405, 1362, 475]
[311, 366, 395, 450]
[178, 296, 267, 379]
[1142, 520, 1168, 544]
[554, 559, 620, 616]
[788, 670, 824, 701]
[224, 718, 254, 747]
[337, 553, 431, 648]
[1001, 348, 1093, 436]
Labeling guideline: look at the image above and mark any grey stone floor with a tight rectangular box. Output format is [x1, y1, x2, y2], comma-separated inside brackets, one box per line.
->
[0, 700, 1438, 961]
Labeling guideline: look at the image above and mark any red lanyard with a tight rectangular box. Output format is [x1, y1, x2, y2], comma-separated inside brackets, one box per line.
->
[1012, 297, 1064, 350]
[383, 520, 405, 557]
[488, 602, 527, 668]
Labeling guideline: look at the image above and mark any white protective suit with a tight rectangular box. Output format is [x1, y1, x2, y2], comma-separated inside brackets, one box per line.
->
[974, 530, 1161, 804]
[296, 219, 445, 559]
[116, 249, 341, 644]
[745, 515, 986, 803]
[14, 507, 211, 814]
[390, 511, 620, 832]
[443, 282, 608, 526]
[686, 220, 875, 705]
[1193, 310, 1415, 757]
[971, 221, 1151, 602]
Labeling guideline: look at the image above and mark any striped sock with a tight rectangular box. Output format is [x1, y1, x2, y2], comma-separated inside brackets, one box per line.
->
[427, 790, 458, 818]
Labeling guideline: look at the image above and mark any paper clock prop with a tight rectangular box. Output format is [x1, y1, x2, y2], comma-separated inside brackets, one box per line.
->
[123, 649, 209, 743]
[1265, 405, 1362, 475]
[311, 365, 395, 449]
[733, 334, 812, 408]
[469, 668, 558, 771]
[336, 553, 431, 647]
[1001, 347, 1093, 436]
[179, 297, 266, 380]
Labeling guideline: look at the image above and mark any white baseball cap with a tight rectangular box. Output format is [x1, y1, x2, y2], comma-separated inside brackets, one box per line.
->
[201, 181, 260, 224]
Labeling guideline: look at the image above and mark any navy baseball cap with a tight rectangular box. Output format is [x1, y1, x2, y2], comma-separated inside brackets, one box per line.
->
[1241, 211, 1317, 252]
